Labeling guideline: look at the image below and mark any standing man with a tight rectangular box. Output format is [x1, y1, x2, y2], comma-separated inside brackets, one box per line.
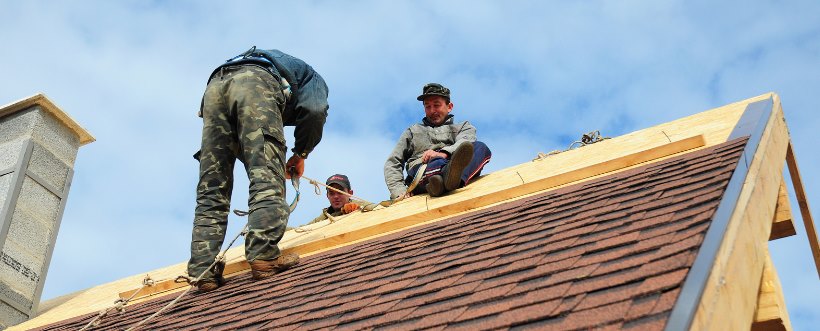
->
[308, 174, 361, 225]
[189, 46, 329, 292]
[384, 83, 492, 200]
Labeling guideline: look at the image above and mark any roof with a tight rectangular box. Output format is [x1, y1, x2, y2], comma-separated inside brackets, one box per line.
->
[33, 138, 748, 330]
[11, 92, 815, 330]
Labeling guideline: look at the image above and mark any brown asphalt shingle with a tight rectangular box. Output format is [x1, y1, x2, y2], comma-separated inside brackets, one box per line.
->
[35, 137, 748, 331]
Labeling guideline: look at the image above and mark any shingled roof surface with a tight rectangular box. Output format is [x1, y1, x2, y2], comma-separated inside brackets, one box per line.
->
[36, 137, 748, 331]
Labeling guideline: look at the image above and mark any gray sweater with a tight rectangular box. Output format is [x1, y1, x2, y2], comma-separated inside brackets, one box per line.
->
[384, 115, 476, 199]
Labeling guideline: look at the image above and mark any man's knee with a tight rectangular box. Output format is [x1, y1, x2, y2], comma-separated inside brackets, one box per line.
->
[473, 141, 492, 158]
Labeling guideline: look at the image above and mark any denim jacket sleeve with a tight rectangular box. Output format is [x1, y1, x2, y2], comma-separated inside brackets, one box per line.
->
[290, 71, 329, 158]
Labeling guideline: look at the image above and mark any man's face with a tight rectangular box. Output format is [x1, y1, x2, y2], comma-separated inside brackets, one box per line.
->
[327, 184, 352, 210]
[423, 96, 453, 126]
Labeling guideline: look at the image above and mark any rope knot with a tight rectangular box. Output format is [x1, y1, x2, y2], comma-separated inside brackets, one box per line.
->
[142, 275, 155, 287]
[174, 275, 194, 284]
[113, 299, 127, 313]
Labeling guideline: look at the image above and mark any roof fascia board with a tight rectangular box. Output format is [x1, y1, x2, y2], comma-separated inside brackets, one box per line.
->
[666, 95, 790, 331]
[751, 250, 792, 331]
[785, 144, 820, 277]
[769, 176, 796, 240]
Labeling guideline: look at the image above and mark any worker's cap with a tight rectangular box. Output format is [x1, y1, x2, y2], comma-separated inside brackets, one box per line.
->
[326, 174, 351, 191]
[417, 83, 450, 101]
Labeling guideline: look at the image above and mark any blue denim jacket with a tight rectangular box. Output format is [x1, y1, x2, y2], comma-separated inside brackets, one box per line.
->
[212, 48, 329, 158]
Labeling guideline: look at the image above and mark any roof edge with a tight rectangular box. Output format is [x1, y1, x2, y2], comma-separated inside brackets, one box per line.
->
[665, 93, 790, 330]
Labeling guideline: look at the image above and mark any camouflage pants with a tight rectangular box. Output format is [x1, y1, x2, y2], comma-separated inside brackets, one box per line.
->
[188, 65, 290, 281]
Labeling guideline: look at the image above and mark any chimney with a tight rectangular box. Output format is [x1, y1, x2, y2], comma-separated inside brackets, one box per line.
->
[0, 94, 94, 328]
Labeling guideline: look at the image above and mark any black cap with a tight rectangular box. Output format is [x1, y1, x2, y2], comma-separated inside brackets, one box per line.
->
[326, 174, 351, 191]
[417, 83, 451, 101]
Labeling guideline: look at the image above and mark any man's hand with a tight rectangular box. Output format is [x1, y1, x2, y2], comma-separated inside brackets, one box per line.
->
[421, 150, 447, 163]
[342, 202, 359, 214]
[285, 154, 305, 179]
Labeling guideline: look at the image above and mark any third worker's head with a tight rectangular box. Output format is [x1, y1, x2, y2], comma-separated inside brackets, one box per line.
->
[325, 174, 353, 210]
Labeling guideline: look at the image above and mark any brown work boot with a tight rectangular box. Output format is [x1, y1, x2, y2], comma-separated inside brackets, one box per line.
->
[425, 175, 445, 197]
[250, 252, 300, 280]
[194, 280, 220, 292]
[193, 259, 225, 292]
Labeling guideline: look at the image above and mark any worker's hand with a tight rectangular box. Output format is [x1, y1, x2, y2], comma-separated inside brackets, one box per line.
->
[342, 202, 359, 214]
[285, 154, 304, 179]
[421, 150, 447, 163]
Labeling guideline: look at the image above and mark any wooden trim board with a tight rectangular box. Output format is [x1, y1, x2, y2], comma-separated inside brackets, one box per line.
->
[689, 95, 790, 331]
[770, 175, 796, 241]
[120, 134, 706, 300]
[785, 143, 820, 278]
[751, 251, 792, 331]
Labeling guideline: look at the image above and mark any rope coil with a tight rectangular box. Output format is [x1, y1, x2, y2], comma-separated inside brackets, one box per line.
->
[533, 130, 610, 161]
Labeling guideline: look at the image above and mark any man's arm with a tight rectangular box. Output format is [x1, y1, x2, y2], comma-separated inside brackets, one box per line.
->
[291, 72, 329, 158]
[307, 209, 329, 225]
[384, 129, 413, 199]
[440, 121, 477, 155]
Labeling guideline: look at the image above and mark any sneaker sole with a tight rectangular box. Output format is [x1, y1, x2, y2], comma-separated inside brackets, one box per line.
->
[444, 143, 473, 191]
[426, 175, 445, 197]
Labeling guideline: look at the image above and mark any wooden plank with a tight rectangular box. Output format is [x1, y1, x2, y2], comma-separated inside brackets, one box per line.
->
[690, 94, 790, 331]
[770, 175, 796, 240]
[752, 251, 792, 331]
[121, 134, 706, 300]
[785, 143, 820, 279]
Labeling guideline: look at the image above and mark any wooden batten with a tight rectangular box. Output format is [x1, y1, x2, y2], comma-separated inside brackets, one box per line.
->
[770, 175, 796, 241]
[690, 95, 790, 331]
[752, 251, 792, 331]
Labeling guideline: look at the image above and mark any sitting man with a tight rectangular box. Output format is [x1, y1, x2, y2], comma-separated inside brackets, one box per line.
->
[308, 174, 361, 224]
[384, 83, 492, 199]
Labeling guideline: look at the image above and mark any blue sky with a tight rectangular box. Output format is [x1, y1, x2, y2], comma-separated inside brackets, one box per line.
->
[1, 0, 818, 328]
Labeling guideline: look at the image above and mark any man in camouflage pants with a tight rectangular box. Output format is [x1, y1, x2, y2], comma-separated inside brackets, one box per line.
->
[189, 47, 329, 292]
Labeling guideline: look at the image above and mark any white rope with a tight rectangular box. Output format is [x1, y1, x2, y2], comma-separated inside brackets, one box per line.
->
[79, 275, 155, 330]
[125, 224, 248, 331]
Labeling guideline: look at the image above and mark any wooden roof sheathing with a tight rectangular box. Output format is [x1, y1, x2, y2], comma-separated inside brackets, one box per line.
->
[32, 138, 748, 330]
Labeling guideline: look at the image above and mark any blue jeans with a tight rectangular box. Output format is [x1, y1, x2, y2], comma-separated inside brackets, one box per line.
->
[406, 141, 492, 195]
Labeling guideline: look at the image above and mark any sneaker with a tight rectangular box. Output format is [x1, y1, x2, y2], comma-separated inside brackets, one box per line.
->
[443, 143, 474, 192]
[250, 252, 300, 280]
[425, 175, 445, 197]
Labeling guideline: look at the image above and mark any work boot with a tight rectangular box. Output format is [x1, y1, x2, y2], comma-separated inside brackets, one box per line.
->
[194, 280, 220, 292]
[425, 175, 445, 197]
[250, 252, 300, 280]
[443, 143, 474, 192]
[193, 259, 225, 292]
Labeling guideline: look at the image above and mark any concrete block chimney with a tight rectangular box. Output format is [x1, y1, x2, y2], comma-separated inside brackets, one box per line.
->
[0, 94, 93, 328]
